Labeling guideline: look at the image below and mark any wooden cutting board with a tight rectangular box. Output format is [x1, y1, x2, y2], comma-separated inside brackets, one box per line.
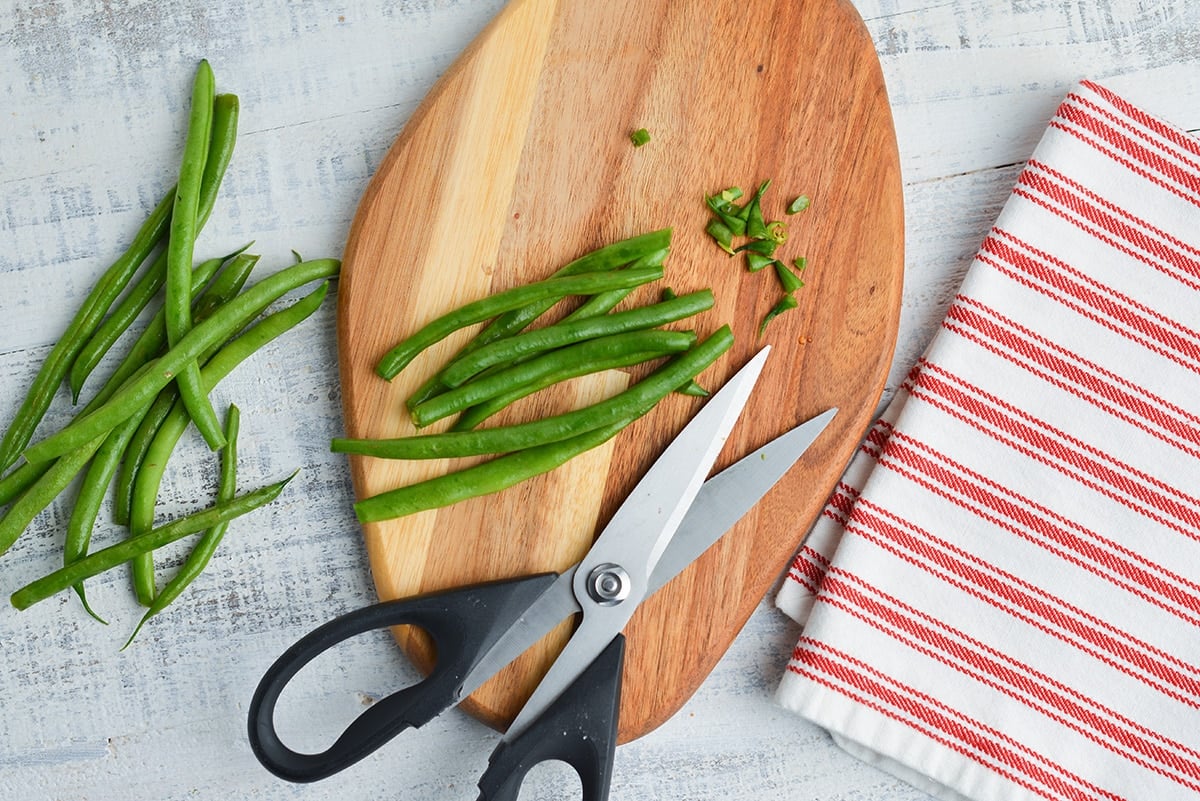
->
[337, 0, 903, 743]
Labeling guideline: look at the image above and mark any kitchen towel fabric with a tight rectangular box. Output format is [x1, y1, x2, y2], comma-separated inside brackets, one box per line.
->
[775, 80, 1200, 801]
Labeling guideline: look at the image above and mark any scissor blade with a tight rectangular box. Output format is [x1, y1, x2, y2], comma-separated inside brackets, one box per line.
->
[503, 348, 770, 739]
[457, 571, 580, 701]
[647, 407, 837, 595]
[580, 346, 771, 585]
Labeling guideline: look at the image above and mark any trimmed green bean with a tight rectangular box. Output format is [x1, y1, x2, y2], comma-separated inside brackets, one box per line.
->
[166, 59, 224, 451]
[335, 326, 733, 459]
[67, 93, 241, 401]
[439, 289, 714, 388]
[0, 437, 105, 557]
[22, 257, 339, 465]
[0, 186, 174, 471]
[10, 471, 295, 611]
[402, 238, 672, 410]
[127, 282, 330, 603]
[557, 247, 670, 325]
[123, 404, 240, 648]
[377, 266, 664, 381]
[449, 349, 665, 432]
[410, 329, 695, 428]
[353, 421, 627, 523]
[468, 230, 672, 350]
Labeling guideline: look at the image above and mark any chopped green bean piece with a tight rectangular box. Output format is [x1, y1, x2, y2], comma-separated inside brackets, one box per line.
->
[787, 195, 811, 214]
[758, 294, 799, 338]
[736, 238, 779, 257]
[676, 380, 710, 397]
[745, 252, 774, 273]
[705, 218, 736, 254]
[705, 194, 747, 237]
[630, 127, 651, 147]
[773, 260, 805, 292]
[745, 197, 767, 240]
[766, 220, 788, 244]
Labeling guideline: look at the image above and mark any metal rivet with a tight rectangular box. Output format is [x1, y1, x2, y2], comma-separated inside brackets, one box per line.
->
[585, 563, 630, 606]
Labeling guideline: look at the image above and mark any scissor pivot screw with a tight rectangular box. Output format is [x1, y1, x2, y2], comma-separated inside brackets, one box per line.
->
[585, 564, 630, 606]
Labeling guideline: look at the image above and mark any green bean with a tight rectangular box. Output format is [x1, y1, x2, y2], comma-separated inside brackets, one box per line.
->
[0, 186, 174, 472]
[69, 250, 229, 402]
[439, 290, 714, 388]
[434, 248, 672, 393]
[411, 329, 695, 428]
[166, 59, 224, 451]
[123, 404, 240, 648]
[448, 349, 663, 432]
[0, 364, 165, 557]
[0, 460, 51, 508]
[22, 258, 340, 466]
[468, 230, 672, 349]
[67, 94, 241, 401]
[0, 436, 105, 557]
[191, 252, 259, 320]
[68, 249, 230, 402]
[114, 388, 181, 530]
[127, 282, 330, 603]
[9, 471, 295, 611]
[64, 413, 149, 623]
[354, 420, 627, 523]
[402, 238, 672, 409]
[558, 247, 670, 324]
[335, 326, 733, 459]
[376, 266, 664, 381]
[758, 294, 799, 337]
[113, 253, 258, 526]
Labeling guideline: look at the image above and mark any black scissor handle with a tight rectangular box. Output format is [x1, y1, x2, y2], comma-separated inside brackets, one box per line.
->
[248, 573, 559, 783]
[477, 633, 625, 801]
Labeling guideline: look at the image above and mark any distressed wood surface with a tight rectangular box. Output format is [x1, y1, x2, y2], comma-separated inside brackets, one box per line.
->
[1, 1, 1197, 799]
[338, 0, 902, 742]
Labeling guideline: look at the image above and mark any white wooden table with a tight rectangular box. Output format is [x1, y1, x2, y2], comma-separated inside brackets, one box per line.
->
[1, 1, 1196, 799]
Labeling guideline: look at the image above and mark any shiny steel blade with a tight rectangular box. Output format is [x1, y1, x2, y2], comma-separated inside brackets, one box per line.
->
[647, 407, 837, 594]
[503, 347, 771, 739]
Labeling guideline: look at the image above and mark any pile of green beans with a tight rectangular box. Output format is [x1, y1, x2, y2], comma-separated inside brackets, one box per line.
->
[0, 60, 338, 643]
[346, 230, 734, 522]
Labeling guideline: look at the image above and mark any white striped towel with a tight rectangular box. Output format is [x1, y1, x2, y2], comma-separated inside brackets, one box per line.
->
[775, 80, 1200, 801]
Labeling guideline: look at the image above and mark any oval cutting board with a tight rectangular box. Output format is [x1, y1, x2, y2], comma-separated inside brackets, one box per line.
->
[338, 0, 903, 743]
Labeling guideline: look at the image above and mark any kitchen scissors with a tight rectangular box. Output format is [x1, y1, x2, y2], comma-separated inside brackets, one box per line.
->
[248, 346, 835, 800]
